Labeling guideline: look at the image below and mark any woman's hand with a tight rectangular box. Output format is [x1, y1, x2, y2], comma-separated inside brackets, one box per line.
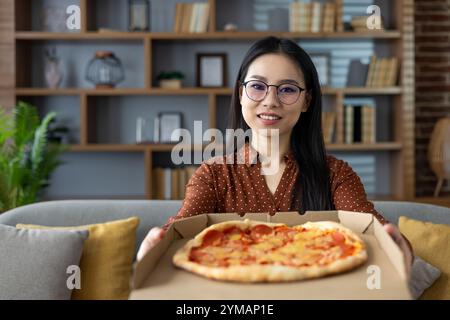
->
[383, 223, 414, 278]
[136, 227, 165, 262]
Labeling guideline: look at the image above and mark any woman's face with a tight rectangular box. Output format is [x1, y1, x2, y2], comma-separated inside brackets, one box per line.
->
[240, 53, 309, 139]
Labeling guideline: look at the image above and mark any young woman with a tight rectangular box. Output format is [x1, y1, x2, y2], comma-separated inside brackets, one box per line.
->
[137, 36, 413, 273]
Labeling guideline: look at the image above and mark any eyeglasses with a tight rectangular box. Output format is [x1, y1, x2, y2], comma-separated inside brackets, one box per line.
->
[241, 80, 305, 105]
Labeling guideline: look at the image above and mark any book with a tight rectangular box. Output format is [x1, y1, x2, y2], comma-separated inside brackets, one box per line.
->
[164, 167, 171, 200]
[311, 2, 322, 33]
[181, 3, 192, 33]
[173, 3, 183, 32]
[345, 105, 354, 144]
[365, 56, 377, 87]
[322, 111, 336, 144]
[353, 106, 362, 143]
[171, 168, 179, 199]
[198, 3, 210, 33]
[153, 167, 165, 199]
[322, 3, 335, 33]
[178, 167, 187, 199]
[335, 0, 344, 32]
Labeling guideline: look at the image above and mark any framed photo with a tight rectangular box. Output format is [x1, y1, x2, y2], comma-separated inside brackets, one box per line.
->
[196, 53, 227, 87]
[310, 53, 330, 86]
[157, 112, 183, 143]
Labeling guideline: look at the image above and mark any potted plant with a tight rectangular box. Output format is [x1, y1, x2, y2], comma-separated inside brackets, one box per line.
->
[157, 71, 185, 89]
[0, 101, 67, 213]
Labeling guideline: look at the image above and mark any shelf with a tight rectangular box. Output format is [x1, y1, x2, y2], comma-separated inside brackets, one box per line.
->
[326, 143, 402, 151]
[15, 88, 230, 96]
[15, 31, 401, 41]
[15, 32, 147, 40]
[15, 87, 402, 96]
[68, 144, 215, 152]
[68, 143, 402, 153]
[150, 31, 402, 40]
[325, 87, 403, 95]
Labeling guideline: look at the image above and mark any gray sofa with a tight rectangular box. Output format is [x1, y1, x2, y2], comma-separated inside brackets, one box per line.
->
[1, 200, 449, 255]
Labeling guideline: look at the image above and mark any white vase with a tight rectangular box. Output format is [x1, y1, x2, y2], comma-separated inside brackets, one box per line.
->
[45, 60, 63, 88]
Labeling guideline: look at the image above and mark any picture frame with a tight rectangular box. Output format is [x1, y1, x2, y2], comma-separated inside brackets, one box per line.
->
[196, 53, 227, 87]
[310, 53, 331, 87]
[157, 112, 183, 143]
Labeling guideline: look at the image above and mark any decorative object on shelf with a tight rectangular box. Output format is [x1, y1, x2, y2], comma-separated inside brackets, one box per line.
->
[346, 59, 369, 87]
[310, 53, 330, 86]
[128, 0, 151, 31]
[136, 117, 153, 144]
[85, 51, 125, 88]
[350, 15, 384, 32]
[196, 53, 227, 88]
[44, 48, 63, 89]
[41, 6, 67, 32]
[428, 118, 450, 197]
[223, 23, 238, 32]
[0, 101, 67, 213]
[157, 71, 185, 89]
[158, 112, 183, 143]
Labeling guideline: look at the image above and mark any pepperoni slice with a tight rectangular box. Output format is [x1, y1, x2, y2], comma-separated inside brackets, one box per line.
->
[189, 248, 207, 262]
[340, 244, 355, 257]
[250, 224, 273, 238]
[202, 230, 224, 246]
[331, 231, 345, 244]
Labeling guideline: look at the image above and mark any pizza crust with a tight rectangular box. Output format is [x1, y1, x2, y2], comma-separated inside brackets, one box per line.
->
[173, 219, 368, 283]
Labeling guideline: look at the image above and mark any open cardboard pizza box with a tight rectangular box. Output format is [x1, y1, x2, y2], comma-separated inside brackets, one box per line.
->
[130, 211, 412, 300]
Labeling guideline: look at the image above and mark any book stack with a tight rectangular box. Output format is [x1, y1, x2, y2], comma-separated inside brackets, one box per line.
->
[289, 1, 336, 33]
[335, 0, 344, 32]
[322, 111, 336, 144]
[350, 16, 384, 32]
[344, 105, 376, 144]
[289, 2, 311, 32]
[365, 56, 399, 87]
[152, 166, 199, 200]
[322, 3, 336, 33]
[173, 2, 210, 33]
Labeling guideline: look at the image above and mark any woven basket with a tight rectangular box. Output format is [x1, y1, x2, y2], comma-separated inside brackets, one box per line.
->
[428, 118, 450, 197]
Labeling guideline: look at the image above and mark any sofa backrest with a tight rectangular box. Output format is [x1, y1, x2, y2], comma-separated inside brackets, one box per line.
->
[1, 199, 449, 254]
[0, 200, 182, 254]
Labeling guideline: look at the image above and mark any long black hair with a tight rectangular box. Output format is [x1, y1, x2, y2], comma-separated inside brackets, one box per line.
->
[228, 36, 334, 213]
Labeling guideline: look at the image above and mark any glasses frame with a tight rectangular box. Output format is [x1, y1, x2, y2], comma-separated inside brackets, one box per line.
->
[241, 80, 305, 105]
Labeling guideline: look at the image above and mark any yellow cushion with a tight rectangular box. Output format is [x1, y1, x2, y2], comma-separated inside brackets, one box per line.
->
[399, 216, 450, 300]
[17, 217, 139, 300]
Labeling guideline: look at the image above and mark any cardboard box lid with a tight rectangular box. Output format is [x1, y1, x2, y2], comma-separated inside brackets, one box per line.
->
[130, 211, 411, 300]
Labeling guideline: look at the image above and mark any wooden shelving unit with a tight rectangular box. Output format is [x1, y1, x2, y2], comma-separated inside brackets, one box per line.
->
[7, 0, 415, 201]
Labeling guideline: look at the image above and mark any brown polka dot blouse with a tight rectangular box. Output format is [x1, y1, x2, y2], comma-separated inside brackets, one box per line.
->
[163, 143, 387, 230]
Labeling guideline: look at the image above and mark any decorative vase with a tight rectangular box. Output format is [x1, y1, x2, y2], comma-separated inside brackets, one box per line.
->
[85, 51, 125, 88]
[159, 79, 182, 89]
[45, 59, 63, 89]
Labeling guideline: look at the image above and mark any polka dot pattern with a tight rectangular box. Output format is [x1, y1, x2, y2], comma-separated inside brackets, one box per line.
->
[162, 143, 387, 230]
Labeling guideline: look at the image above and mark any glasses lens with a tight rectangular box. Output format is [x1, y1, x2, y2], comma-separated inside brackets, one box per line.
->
[278, 84, 300, 104]
[245, 80, 267, 101]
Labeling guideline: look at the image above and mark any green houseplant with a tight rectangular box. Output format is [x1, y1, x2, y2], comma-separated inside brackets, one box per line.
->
[0, 101, 67, 212]
[157, 71, 185, 89]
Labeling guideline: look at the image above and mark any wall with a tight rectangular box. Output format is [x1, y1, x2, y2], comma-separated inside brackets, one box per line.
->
[415, 0, 450, 196]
